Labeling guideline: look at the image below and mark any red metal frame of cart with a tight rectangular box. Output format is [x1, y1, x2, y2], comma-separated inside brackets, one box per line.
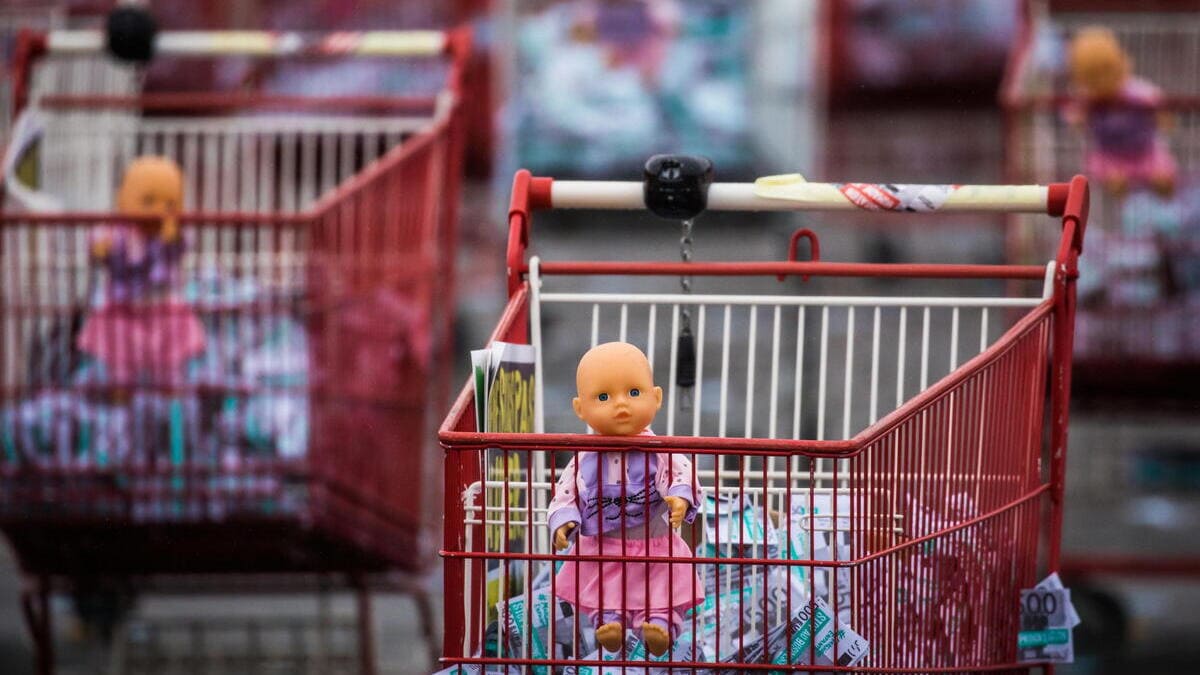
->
[438, 172, 1087, 672]
[1, 27, 469, 673]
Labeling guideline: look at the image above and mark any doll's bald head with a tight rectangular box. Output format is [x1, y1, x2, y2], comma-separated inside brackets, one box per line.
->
[573, 342, 662, 436]
[118, 156, 183, 238]
[1068, 27, 1130, 100]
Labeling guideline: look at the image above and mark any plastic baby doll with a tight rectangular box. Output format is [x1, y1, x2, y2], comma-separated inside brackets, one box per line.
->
[548, 341, 703, 657]
[77, 156, 205, 384]
[1067, 26, 1177, 197]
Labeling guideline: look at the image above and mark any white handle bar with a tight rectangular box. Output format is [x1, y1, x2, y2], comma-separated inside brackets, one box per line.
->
[46, 29, 448, 57]
[550, 181, 1054, 214]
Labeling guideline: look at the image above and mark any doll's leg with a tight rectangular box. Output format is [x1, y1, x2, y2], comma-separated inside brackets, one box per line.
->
[1149, 141, 1178, 197]
[1101, 169, 1129, 198]
[637, 609, 682, 656]
[590, 609, 626, 652]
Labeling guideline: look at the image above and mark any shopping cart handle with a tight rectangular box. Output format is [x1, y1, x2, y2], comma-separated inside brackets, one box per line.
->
[45, 28, 452, 58]
[536, 179, 1070, 215]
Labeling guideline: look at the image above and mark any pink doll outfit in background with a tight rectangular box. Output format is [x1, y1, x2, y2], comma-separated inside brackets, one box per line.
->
[77, 225, 206, 384]
[547, 429, 704, 640]
[1069, 77, 1177, 185]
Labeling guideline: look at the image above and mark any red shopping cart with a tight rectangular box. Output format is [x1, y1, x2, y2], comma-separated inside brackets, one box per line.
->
[1003, 0, 1200, 404]
[1, 26, 468, 673]
[438, 163, 1088, 672]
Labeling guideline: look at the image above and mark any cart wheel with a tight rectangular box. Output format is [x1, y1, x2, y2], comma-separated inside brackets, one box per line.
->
[20, 578, 53, 675]
[69, 578, 135, 645]
[1071, 583, 1128, 656]
[353, 578, 377, 675]
[414, 588, 438, 665]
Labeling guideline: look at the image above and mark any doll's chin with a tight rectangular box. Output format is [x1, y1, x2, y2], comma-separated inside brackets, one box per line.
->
[597, 420, 641, 435]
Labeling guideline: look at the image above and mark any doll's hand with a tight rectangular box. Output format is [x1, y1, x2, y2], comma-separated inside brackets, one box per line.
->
[91, 236, 111, 260]
[554, 522, 577, 551]
[664, 495, 689, 528]
[160, 217, 179, 244]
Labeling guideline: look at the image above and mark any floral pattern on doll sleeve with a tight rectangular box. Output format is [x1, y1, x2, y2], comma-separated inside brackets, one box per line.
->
[547, 454, 583, 543]
[659, 451, 701, 525]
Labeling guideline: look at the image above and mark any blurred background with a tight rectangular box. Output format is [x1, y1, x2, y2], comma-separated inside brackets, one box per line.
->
[1, 0, 1198, 673]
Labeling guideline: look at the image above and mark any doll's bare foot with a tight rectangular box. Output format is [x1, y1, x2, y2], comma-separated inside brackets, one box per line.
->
[1103, 175, 1128, 198]
[595, 621, 624, 652]
[641, 622, 671, 656]
[1152, 172, 1176, 197]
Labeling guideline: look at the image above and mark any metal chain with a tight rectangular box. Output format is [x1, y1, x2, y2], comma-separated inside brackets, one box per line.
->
[678, 219, 695, 411]
[680, 218, 693, 332]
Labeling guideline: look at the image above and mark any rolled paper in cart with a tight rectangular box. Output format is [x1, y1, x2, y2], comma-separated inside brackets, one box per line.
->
[781, 492, 854, 625]
[712, 597, 869, 672]
[563, 629, 704, 675]
[496, 587, 595, 673]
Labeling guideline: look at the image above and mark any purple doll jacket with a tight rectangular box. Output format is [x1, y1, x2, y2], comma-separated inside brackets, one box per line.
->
[547, 429, 702, 543]
[91, 224, 184, 304]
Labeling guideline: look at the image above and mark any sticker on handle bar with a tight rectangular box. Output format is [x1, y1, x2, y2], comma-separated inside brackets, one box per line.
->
[755, 174, 961, 212]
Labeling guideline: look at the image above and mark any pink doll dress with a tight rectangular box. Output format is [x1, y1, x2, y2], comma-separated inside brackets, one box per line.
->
[547, 429, 704, 635]
[77, 225, 205, 384]
[1072, 77, 1178, 185]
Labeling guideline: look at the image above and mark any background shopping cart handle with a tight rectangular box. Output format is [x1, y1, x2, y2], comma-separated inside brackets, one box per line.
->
[45, 27, 452, 58]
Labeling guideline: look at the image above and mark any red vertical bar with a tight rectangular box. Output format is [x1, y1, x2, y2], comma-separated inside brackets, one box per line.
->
[574, 447, 584, 664]
[659, 449, 668, 663]
[713, 463, 722, 663]
[832, 451, 841, 668]
[1048, 264, 1074, 575]
[548, 451, 562, 660]
[690, 449, 699, 668]
[760, 452, 769, 667]
[807, 453, 816, 667]
[906, 411, 922, 672]
[501, 445, 512, 664]
[784, 453, 793, 670]
[738, 453, 745, 664]
[442, 448, 466, 658]
[522, 448, 533, 666]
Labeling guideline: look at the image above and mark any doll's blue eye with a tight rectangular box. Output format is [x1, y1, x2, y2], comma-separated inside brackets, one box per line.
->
[629, 389, 640, 397]
[598, 393, 609, 402]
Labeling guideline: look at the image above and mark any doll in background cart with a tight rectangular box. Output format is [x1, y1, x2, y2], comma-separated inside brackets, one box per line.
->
[548, 341, 704, 657]
[77, 156, 206, 387]
[569, 0, 680, 85]
[1065, 26, 1177, 197]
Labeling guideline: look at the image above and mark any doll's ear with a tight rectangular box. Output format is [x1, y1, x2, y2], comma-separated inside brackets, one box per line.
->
[116, 181, 134, 212]
[653, 386, 663, 409]
[572, 396, 583, 419]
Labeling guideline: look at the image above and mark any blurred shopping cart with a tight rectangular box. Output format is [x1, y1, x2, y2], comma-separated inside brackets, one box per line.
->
[1003, 3, 1200, 654]
[0, 24, 469, 674]
[1003, 0, 1200, 404]
[0, 2, 64, 144]
[437, 161, 1088, 671]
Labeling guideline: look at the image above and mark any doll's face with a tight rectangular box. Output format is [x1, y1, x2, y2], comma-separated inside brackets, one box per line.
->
[573, 342, 662, 436]
[117, 156, 183, 236]
[1068, 28, 1130, 100]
